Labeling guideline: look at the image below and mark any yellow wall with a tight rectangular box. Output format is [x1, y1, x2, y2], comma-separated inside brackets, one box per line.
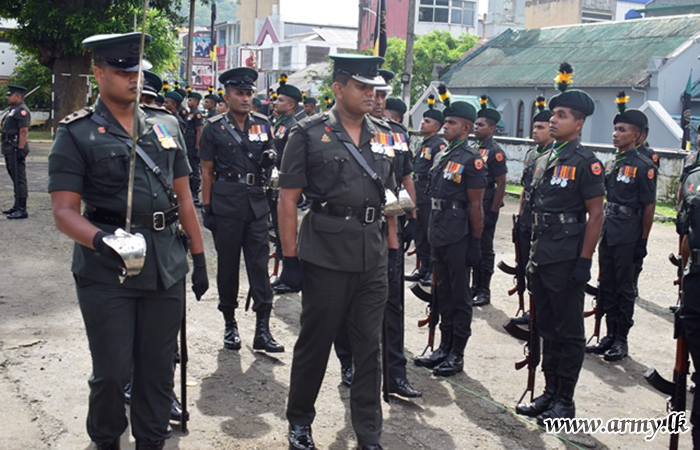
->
[237, 0, 279, 45]
[525, 0, 581, 28]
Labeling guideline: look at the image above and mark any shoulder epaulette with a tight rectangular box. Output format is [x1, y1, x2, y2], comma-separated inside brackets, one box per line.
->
[368, 115, 391, 132]
[251, 111, 271, 124]
[298, 112, 328, 129]
[207, 114, 224, 123]
[59, 107, 93, 125]
[141, 104, 169, 114]
[387, 118, 408, 133]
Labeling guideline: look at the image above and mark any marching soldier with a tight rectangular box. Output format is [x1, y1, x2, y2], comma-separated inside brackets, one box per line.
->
[278, 54, 397, 450]
[585, 92, 656, 361]
[413, 87, 486, 376]
[510, 96, 553, 324]
[516, 62, 604, 424]
[2, 85, 31, 219]
[198, 67, 283, 354]
[406, 94, 446, 284]
[48, 32, 208, 450]
[185, 91, 204, 207]
[472, 95, 507, 307]
[302, 97, 317, 117]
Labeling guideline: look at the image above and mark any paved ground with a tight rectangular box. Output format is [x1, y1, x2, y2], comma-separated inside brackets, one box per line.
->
[0, 141, 691, 449]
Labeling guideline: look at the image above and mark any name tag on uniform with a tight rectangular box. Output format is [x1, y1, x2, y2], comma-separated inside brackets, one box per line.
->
[617, 165, 637, 183]
[443, 161, 464, 183]
[480, 148, 489, 162]
[392, 132, 409, 152]
[371, 133, 395, 157]
[550, 165, 576, 187]
[153, 124, 177, 149]
[420, 147, 432, 160]
[248, 125, 268, 142]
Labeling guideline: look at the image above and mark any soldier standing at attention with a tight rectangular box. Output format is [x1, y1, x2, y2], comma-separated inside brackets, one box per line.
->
[203, 93, 219, 119]
[139, 71, 161, 107]
[163, 91, 186, 134]
[48, 32, 209, 450]
[216, 96, 228, 115]
[515, 62, 604, 424]
[472, 95, 507, 307]
[406, 94, 446, 284]
[2, 85, 31, 219]
[185, 92, 204, 207]
[413, 88, 486, 377]
[585, 92, 656, 361]
[199, 67, 283, 354]
[302, 97, 317, 117]
[252, 96, 262, 113]
[278, 54, 397, 450]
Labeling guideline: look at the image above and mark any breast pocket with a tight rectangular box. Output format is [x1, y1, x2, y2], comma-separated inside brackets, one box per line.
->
[371, 151, 392, 184]
[88, 143, 129, 193]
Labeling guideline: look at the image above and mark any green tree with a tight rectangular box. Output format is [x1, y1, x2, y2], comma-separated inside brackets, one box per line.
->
[0, 53, 51, 110]
[185, 0, 236, 27]
[0, 0, 186, 126]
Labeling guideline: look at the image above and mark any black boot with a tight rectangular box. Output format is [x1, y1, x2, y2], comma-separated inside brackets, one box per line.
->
[471, 268, 481, 300]
[170, 391, 190, 422]
[473, 273, 491, 306]
[603, 336, 628, 362]
[2, 204, 17, 215]
[94, 439, 120, 450]
[515, 371, 558, 417]
[253, 309, 285, 353]
[537, 378, 576, 425]
[433, 335, 467, 377]
[340, 366, 353, 387]
[224, 314, 241, 350]
[511, 311, 530, 325]
[388, 377, 422, 398]
[289, 424, 315, 450]
[7, 198, 27, 219]
[135, 441, 164, 450]
[405, 267, 428, 282]
[586, 317, 616, 354]
[415, 330, 452, 368]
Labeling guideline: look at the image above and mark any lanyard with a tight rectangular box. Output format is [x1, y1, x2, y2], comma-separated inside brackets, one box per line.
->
[440, 139, 465, 162]
[274, 114, 289, 129]
[547, 141, 569, 163]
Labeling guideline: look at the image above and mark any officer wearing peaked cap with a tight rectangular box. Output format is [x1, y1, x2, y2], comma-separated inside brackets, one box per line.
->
[48, 32, 208, 449]
[139, 70, 162, 106]
[516, 62, 605, 425]
[2, 84, 31, 219]
[198, 67, 284, 355]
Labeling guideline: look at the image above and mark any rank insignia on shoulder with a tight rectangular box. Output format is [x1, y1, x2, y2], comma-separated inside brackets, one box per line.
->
[590, 162, 602, 176]
[153, 124, 177, 149]
[648, 168, 655, 179]
[474, 158, 484, 170]
[321, 134, 331, 143]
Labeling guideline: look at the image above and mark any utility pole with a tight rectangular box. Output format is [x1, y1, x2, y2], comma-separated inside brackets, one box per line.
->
[402, 0, 416, 128]
[186, 0, 196, 86]
[357, 0, 365, 50]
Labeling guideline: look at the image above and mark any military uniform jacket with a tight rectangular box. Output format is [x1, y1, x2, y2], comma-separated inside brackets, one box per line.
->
[530, 139, 605, 266]
[273, 113, 297, 166]
[184, 107, 203, 151]
[1, 101, 30, 155]
[199, 111, 273, 221]
[682, 149, 700, 184]
[476, 137, 507, 204]
[206, 108, 218, 119]
[48, 99, 191, 291]
[413, 134, 446, 205]
[681, 166, 700, 253]
[637, 143, 659, 168]
[519, 143, 552, 230]
[602, 149, 656, 246]
[279, 109, 396, 273]
[427, 141, 486, 247]
[386, 119, 413, 190]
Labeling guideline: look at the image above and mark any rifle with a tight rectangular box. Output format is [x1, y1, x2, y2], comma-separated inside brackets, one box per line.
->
[497, 215, 525, 317]
[514, 293, 540, 404]
[583, 282, 601, 345]
[411, 268, 438, 355]
[644, 253, 688, 450]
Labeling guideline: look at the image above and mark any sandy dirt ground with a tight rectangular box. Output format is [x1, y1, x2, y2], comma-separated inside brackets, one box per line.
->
[0, 141, 691, 449]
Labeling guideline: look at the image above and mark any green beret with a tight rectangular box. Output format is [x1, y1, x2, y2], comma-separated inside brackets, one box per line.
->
[444, 101, 476, 123]
[304, 97, 317, 105]
[175, 88, 187, 98]
[614, 109, 647, 130]
[277, 83, 303, 102]
[533, 110, 552, 123]
[423, 108, 444, 124]
[164, 91, 183, 103]
[188, 92, 202, 100]
[549, 89, 595, 117]
[385, 97, 407, 116]
[253, 97, 262, 107]
[477, 96, 501, 123]
[205, 94, 219, 101]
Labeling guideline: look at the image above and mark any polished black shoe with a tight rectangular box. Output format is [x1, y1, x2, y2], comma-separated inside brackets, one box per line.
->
[585, 334, 615, 354]
[414, 346, 449, 369]
[7, 208, 27, 219]
[511, 311, 529, 325]
[2, 205, 17, 215]
[289, 424, 315, 450]
[273, 281, 299, 294]
[170, 393, 190, 422]
[271, 277, 282, 288]
[224, 320, 242, 350]
[419, 272, 432, 286]
[603, 339, 628, 362]
[473, 291, 490, 307]
[388, 377, 421, 398]
[432, 353, 463, 377]
[536, 399, 575, 426]
[124, 382, 132, 404]
[253, 310, 285, 353]
[515, 391, 555, 417]
[95, 439, 120, 450]
[341, 366, 353, 387]
[135, 440, 164, 450]
[405, 269, 428, 282]
[358, 445, 383, 450]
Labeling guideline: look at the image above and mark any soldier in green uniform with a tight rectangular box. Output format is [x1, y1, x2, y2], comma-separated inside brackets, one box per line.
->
[163, 91, 186, 134]
[139, 71, 161, 106]
[48, 32, 209, 450]
[407, 95, 446, 284]
[413, 88, 486, 377]
[279, 54, 397, 450]
[216, 95, 228, 115]
[510, 96, 553, 324]
[203, 93, 219, 119]
[199, 67, 283, 354]
[472, 95, 507, 307]
[175, 83, 189, 122]
[185, 92, 204, 207]
[585, 92, 656, 361]
[515, 63, 604, 424]
[303, 97, 317, 117]
[2, 85, 31, 219]
[252, 96, 262, 113]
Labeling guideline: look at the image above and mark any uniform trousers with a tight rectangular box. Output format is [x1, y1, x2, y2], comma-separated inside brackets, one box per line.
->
[433, 235, 473, 338]
[4, 153, 28, 201]
[598, 240, 636, 337]
[680, 273, 700, 436]
[186, 149, 200, 200]
[212, 208, 273, 317]
[414, 202, 432, 273]
[75, 276, 184, 443]
[287, 258, 388, 445]
[529, 260, 585, 381]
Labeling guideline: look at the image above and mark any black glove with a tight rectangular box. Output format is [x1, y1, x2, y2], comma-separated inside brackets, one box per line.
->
[484, 209, 499, 227]
[634, 238, 648, 262]
[16, 147, 27, 161]
[569, 257, 592, 287]
[201, 205, 216, 232]
[280, 256, 304, 292]
[191, 253, 209, 300]
[260, 149, 277, 169]
[92, 230, 123, 271]
[402, 218, 417, 252]
[465, 236, 482, 267]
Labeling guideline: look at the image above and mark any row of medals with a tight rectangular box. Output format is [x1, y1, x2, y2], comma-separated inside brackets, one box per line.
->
[550, 176, 569, 187]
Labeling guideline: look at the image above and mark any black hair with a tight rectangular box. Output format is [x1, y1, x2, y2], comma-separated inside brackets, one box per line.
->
[332, 72, 350, 85]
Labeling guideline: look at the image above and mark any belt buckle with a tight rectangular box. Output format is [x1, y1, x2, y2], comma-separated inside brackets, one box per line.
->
[365, 207, 376, 223]
[245, 173, 256, 186]
[431, 198, 440, 210]
[153, 211, 165, 231]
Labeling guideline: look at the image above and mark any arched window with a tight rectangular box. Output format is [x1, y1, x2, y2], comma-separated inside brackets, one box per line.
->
[516, 101, 525, 138]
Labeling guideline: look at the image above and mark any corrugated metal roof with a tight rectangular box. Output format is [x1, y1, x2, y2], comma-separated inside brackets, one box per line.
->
[441, 15, 700, 89]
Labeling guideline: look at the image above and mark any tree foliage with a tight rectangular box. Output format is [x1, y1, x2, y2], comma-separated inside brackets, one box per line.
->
[184, 0, 236, 27]
[0, 53, 51, 110]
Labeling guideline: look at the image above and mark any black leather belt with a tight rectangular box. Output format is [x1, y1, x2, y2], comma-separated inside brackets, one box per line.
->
[431, 198, 468, 210]
[85, 206, 179, 231]
[605, 202, 642, 217]
[532, 212, 585, 227]
[216, 172, 261, 186]
[311, 200, 382, 224]
[414, 173, 429, 182]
